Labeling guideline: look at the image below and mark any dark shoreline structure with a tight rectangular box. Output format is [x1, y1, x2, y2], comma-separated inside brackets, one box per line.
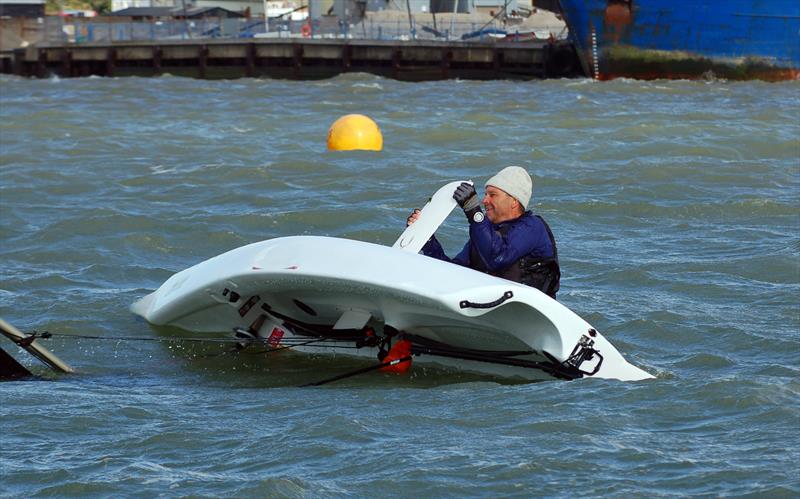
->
[6, 1, 797, 82]
[1, 38, 582, 81]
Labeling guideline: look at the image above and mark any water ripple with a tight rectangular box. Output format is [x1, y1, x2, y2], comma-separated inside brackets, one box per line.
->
[1, 75, 798, 497]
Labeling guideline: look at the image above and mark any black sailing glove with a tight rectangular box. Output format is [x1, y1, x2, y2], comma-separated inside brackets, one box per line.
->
[453, 182, 483, 222]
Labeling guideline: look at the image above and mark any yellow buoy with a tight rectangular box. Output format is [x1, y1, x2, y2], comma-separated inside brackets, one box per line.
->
[327, 114, 383, 151]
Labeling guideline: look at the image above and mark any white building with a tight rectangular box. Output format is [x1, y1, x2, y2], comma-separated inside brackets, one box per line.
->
[111, 0, 307, 17]
[0, 0, 45, 17]
[111, 0, 175, 12]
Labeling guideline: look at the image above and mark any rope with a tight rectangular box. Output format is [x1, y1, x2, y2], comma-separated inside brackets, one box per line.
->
[41, 332, 358, 348]
[43, 332, 263, 344]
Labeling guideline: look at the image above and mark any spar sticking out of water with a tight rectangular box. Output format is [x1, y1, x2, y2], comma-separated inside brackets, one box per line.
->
[0, 318, 74, 380]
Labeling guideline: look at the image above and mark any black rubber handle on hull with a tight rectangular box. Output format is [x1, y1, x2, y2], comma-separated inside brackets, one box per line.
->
[459, 291, 513, 309]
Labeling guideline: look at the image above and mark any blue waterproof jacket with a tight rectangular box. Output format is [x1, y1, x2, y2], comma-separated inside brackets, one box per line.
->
[421, 211, 560, 297]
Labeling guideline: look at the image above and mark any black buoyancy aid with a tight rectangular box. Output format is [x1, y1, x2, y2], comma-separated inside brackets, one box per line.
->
[469, 215, 561, 298]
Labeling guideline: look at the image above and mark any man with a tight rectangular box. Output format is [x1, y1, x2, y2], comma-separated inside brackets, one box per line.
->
[407, 166, 560, 298]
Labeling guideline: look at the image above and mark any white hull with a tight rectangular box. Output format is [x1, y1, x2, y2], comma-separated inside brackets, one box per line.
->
[132, 236, 652, 382]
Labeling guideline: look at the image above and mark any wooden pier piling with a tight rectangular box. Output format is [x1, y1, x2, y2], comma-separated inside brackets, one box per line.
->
[2, 38, 582, 81]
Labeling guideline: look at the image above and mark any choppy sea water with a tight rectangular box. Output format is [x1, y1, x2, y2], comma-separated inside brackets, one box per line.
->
[1, 74, 798, 497]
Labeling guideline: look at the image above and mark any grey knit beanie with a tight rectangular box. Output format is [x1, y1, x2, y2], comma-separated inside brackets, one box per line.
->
[485, 166, 533, 209]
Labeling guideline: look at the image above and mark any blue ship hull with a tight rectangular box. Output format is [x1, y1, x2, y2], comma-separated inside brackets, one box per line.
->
[558, 0, 800, 80]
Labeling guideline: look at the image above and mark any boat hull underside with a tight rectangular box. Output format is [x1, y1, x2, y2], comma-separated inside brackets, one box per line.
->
[132, 236, 653, 382]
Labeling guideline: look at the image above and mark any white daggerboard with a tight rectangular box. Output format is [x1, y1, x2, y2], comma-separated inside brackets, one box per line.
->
[393, 180, 470, 254]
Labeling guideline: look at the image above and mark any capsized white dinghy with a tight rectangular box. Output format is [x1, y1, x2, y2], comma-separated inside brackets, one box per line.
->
[132, 181, 653, 383]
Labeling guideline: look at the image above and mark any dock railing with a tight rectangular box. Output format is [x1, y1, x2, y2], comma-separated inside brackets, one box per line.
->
[6, 14, 567, 48]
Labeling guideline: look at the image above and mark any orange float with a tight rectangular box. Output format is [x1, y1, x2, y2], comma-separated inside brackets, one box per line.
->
[379, 339, 412, 374]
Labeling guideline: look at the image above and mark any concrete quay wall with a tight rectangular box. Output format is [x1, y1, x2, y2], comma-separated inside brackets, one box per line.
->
[1, 38, 583, 81]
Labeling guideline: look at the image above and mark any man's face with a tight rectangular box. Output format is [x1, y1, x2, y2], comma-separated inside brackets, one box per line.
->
[482, 185, 519, 224]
